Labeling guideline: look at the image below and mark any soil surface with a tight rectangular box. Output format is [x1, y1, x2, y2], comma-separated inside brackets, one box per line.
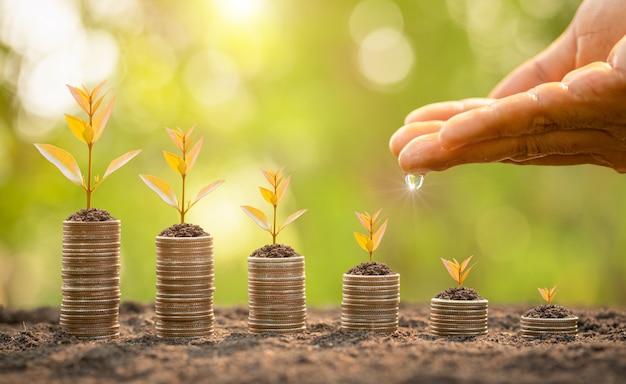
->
[1, 303, 625, 384]
[524, 304, 576, 318]
[346, 261, 395, 275]
[435, 286, 484, 300]
[66, 208, 115, 221]
[250, 244, 299, 258]
[158, 223, 209, 237]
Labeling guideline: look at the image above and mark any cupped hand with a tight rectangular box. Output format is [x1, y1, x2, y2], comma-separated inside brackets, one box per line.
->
[389, 0, 626, 174]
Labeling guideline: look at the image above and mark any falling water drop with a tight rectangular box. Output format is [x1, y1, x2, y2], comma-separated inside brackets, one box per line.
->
[405, 173, 424, 191]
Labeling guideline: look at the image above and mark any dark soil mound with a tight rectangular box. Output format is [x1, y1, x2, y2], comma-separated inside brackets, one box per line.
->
[159, 223, 209, 237]
[346, 262, 395, 275]
[524, 304, 576, 318]
[250, 244, 299, 258]
[435, 286, 484, 300]
[66, 208, 115, 221]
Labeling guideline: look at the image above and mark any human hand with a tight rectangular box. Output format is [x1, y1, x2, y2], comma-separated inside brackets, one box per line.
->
[390, 0, 626, 174]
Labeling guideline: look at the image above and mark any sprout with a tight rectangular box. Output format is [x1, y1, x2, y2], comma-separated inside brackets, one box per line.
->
[140, 126, 224, 223]
[35, 81, 141, 208]
[538, 286, 557, 305]
[441, 256, 477, 287]
[241, 167, 307, 244]
[354, 209, 388, 263]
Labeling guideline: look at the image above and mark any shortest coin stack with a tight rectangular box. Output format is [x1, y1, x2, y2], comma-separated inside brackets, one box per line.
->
[430, 298, 488, 337]
[520, 316, 578, 338]
[155, 236, 215, 338]
[61, 220, 121, 340]
[248, 256, 306, 334]
[341, 273, 400, 333]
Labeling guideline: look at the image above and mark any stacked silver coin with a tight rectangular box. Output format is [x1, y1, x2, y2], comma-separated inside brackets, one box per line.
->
[520, 316, 578, 338]
[155, 236, 215, 338]
[61, 220, 121, 339]
[341, 273, 400, 333]
[430, 298, 489, 337]
[248, 256, 306, 334]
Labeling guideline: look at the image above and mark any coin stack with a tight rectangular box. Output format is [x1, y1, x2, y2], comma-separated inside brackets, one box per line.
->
[155, 236, 215, 338]
[341, 273, 400, 333]
[247, 256, 306, 334]
[520, 316, 578, 338]
[429, 298, 489, 337]
[61, 220, 121, 339]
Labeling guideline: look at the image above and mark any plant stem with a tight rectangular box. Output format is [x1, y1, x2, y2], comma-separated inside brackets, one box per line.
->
[86, 144, 93, 209]
[180, 174, 186, 224]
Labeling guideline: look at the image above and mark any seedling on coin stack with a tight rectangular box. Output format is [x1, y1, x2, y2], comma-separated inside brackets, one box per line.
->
[140, 126, 224, 338]
[520, 285, 578, 338]
[341, 209, 400, 333]
[34, 81, 141, 340]
[429, 256, 488, 337]
[242, 167, 308, 334]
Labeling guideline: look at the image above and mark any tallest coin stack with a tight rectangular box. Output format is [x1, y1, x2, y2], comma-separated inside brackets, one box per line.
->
[61, 220, 121, 340]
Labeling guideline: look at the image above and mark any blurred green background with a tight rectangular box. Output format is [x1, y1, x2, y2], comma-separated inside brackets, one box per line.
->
[2, 0, 624, 309]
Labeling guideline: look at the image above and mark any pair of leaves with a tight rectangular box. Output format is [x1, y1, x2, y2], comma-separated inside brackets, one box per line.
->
[164, 127, 203, 176]
[35, 143, 141, 191]
[354, 209, 388, 258]
[241, 205, 307, 236]
[441, 256, 476, 287]
[538, 286, 557, 305]
[140, 175, 224, 212]
[65, 82, 114, 146]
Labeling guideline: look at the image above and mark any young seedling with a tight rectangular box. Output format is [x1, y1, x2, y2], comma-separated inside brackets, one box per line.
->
[35, 81, 141, 208]
[354, 209, 388, 263]
[241, 167, 307, 244]
[441, 256, 476, 287]
[140, 126, 224, 224]
[538, 286, 557, 305]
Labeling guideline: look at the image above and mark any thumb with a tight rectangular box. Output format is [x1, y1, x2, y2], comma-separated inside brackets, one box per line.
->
[489, 29, 576, 98]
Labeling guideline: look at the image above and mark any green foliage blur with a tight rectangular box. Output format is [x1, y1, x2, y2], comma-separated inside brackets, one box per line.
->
[2, 0, 623, 309]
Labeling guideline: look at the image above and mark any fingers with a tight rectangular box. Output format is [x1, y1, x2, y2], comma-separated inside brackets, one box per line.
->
[404, 98, 495, 124]
[389, 121, 444, 157]
[489, 31, 576, 98]
[398, 129, 626, 174]
[439, 82, 570, 151]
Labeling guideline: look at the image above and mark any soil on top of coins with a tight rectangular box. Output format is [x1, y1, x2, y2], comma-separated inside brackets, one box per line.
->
[2, 302, 625, 384]
[158, 223, 209, 237]
[66, 208, 115, 221]
[524, 304, 577, 318]
[250, 244, 300, 258]
[435, 286, 485, 300]
[346, 261, 395, 275]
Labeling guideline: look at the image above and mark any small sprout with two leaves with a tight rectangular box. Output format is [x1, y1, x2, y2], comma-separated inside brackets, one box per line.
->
[354, 209, 388, 263]
[35, 81, 141, 208]
[140, 126, 225, 224]
[441, 255, 477, 287]
[241, 167, 307, 244]
[538, 286, 557, 305]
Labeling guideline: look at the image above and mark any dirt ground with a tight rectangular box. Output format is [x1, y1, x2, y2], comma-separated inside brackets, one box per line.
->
[1, 302, 625, 384]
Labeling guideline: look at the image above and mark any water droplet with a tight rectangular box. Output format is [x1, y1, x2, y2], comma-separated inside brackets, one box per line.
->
[405, 173, 424, 191]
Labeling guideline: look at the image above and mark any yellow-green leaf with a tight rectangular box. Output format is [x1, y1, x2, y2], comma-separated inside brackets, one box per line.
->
[276, 175, 291, 204]
[189, 179, 225, 208]
[64, 114, 93, 144]
[165, 128, 185, 152]
[66, 84, 90, 114]
[91, 97, 114, 143]
[97, 150, 141, 186]
[164, 151, 186, 175]
[354, 232, 373, 253]
[139, 174, 178, 209]
[34, 143, 84, 187]
[185, 136, 203, 174]
[241, 205, 271, 232]
[372, 219, 388, 252]
[279, 209, 307, 233]
[260, 187, 277, 206]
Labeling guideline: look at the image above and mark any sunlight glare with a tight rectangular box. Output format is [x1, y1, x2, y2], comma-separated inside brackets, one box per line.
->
[213, 0, 266, 22]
